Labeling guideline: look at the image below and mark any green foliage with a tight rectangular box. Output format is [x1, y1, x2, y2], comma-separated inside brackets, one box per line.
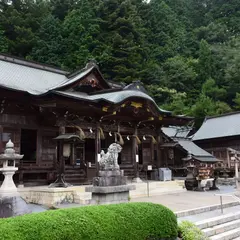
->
[61, 1, 101, 70]
[0, 28, 8, 52]
[233, 93, 240, 110]
[29, 15, 64, 67]
[202, 78, 227, 101]
[0, 203, 178, 240]
[97, 0, 146, 83]
[178, 221, 209, 240]
[161, 56, 197, 92]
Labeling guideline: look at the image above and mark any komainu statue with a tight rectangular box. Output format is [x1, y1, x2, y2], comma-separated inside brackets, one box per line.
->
[99, 143, 122, 170]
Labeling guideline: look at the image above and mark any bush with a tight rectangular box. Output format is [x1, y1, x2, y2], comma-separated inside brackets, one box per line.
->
[0, 202, 177, 240]
[178, 221, 209, 240]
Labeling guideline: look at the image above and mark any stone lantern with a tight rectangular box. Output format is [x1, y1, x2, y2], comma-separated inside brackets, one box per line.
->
[0, 140, 31, 218]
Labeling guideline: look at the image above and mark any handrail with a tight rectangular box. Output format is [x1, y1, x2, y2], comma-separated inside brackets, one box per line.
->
[215, 192, 240, 213]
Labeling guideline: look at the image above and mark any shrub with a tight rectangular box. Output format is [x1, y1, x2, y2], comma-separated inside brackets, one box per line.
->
[0, 202, 177, 240]
[178, 221, 209, 240]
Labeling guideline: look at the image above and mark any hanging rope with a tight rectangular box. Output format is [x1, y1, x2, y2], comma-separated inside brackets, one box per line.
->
[133, 135, 141, 145]
[147, 135, 157, 144]
[97, 127, 105, 139]
[75, 126, 85, 139]
[115, 132, 124, 145]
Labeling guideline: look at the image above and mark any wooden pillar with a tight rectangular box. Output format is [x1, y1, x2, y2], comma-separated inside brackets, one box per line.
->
[132, 126, 139, 178]
[0, 125, 3, 153]
[57, 124, 66, 177]
[156, 129, 163, 168]
[227, 149, 230, 168]
[36, 129, 42, 166]
[95, 123, 100, 174]
[59, 141, 65, 176]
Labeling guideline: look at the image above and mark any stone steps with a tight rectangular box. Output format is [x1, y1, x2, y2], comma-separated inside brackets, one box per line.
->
[210, 228, 240, 240]
[195, 211, 240, 240]
[202, 219, 240, 237]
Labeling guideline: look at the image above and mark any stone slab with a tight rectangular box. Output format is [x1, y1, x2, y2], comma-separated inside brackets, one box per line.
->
[98, 170, 124, 177]
[91, 191, 130, 205]
[86, 184, 136, 193]
[93, 175, 127, 187]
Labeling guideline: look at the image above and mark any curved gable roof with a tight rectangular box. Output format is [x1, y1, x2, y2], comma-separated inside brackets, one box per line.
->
[53, 89, 171, 114]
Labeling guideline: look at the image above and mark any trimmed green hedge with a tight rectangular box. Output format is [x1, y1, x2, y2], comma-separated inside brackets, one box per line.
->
[178, 221, 209, 240]
[0, 202, 177, 240]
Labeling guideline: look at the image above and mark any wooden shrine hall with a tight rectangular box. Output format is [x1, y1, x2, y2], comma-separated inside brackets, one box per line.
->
[0, 54, 192, 186]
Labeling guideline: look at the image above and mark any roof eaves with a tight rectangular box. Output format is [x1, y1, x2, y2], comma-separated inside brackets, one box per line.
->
[205, 111, 240, 120]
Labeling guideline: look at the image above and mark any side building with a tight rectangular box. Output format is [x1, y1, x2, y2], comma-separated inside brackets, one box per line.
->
[161, 126, 218, 177]
[193, 112, 240, 170]
[0, 54, 191, 186]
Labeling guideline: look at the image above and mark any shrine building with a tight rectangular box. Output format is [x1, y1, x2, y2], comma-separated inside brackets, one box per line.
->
[0, 54, 192, 186]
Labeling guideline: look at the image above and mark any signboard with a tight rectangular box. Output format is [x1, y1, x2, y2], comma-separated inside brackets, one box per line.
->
[136, 154, 139, 163]
[147, 165, 152, 171]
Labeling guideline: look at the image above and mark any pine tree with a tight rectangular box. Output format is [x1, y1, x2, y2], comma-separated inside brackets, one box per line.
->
[29, 15, 64, 67]
[97, 0, 147, 83]
[61, 0, 102, 70]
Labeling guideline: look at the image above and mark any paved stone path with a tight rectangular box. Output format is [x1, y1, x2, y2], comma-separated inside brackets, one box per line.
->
[27, 185, 238, 214]
[131, 185, 236, 212]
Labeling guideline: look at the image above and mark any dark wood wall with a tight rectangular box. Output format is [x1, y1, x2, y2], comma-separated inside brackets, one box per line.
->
[195, 136, 240, 168]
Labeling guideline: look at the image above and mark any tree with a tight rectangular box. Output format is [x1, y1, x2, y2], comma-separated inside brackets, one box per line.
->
[50, 0, 77, 20]
[201, 78, 227, 101]
[161, 56, 197, 92]
[145, 0, 186, 62]
[197, 40, 214, 84]
[29, 15, 64, 67]
[0, 0, 50, 57]
[97, 0, 147, 83]
[190, 94, 231, 128]
[233, 93, 240, 110]
[62, 1, 101, 70]
[0, 28, 8, 52]
[147, 85, 190, 115]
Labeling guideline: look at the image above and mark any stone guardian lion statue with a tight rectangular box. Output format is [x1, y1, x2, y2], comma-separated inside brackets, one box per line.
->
[99, 143, 122, 170]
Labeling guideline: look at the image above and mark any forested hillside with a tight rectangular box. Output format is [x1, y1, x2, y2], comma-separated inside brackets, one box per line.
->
[1, 0, 240, 126]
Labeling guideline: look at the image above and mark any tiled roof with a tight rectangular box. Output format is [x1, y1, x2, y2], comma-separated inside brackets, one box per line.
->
[193, 112, 240, 141]
[162, 127, 218, 162]
[177, 139, 212, 156]
[162, 126, 191, 138]
[178, 139, 218, 163]
[0, 58, 67, 95]
[0, 55, 105, 95]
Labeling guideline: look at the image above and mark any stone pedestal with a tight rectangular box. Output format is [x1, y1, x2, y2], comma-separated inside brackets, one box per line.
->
[86, 143, 135, 205]
[86, 170, 135, 205]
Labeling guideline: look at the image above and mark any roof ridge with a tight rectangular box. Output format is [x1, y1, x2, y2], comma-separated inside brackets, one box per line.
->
[0, 53, 68, 75]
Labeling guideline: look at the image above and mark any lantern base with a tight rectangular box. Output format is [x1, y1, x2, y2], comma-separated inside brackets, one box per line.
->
[0, 195, 31, 218]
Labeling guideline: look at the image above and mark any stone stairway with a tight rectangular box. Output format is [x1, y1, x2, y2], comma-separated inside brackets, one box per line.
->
[196, 211, 240, 240]
[177, 202, 240, 240]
